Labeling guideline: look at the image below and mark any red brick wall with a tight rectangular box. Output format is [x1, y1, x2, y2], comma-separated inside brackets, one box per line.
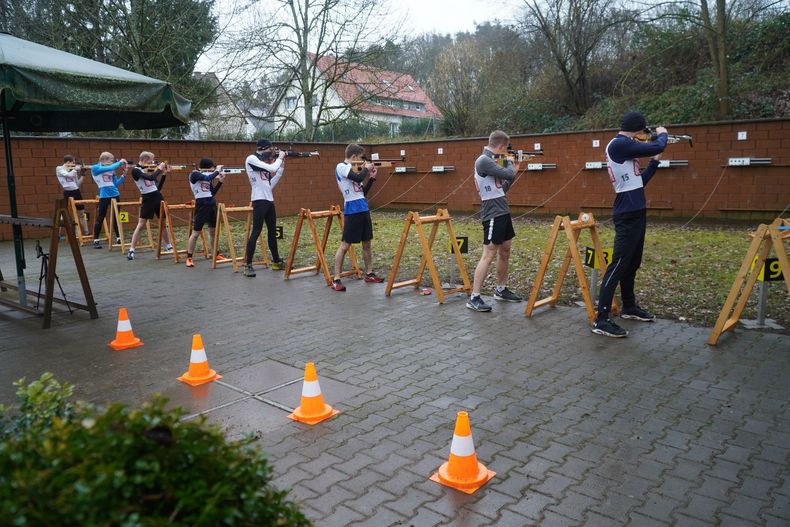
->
[1, 119, 788, 240]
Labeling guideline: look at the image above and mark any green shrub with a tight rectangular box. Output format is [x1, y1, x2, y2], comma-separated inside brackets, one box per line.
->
[0, 374, 311, 527]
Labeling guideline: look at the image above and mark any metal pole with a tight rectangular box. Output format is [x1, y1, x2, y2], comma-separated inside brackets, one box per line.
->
[590, 268, 599, 304]
[1, 99, 27, 305]
[757, 281, 768, 326]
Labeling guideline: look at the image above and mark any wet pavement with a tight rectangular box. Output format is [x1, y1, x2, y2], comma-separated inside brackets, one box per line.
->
[1, 237, 788, 526]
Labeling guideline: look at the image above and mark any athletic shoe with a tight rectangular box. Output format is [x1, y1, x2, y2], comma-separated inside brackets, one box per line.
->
[364, 272, 384, 283]
[330, 279, 346, 291]
[591, 318, 629, 338]
[243, 264, 256, 277]
[271, 260, 284, 270]
[620, 306, 656, 322]
[115, 237, 121, 245]
[185, 257, 194, 268]
[127, 250, 134, 261]
[466, 295, 492, 312]
[493, 287, 521, 302]
[164, 244, 173, 251]
[215, 253, 226, 261]
[93, 240, 102, 249]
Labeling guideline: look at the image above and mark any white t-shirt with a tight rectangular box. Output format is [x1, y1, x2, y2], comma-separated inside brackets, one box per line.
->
[56, 165, 80, 191]
[245, 154, 284, 202]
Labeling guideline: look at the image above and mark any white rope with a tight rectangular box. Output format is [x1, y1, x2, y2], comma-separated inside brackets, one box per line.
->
[418, 172, 476, 215]
[510, 167, 584, 222]
[371, 171, 433, 213]
[680, 166, 728, 229]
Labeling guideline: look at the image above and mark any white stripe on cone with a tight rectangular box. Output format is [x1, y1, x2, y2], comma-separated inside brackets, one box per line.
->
[449, 434, 475, 457]
[117, 319, 132, 331]
[190, 347, 208, 363]
[302, 380, 321, 397]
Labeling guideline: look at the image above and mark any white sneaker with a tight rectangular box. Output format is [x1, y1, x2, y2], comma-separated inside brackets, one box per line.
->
[164, 243, 173, 251]
[127, 250, 135, 260]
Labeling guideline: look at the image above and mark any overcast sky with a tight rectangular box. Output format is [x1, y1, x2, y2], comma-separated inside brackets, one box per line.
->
[197, 0, 522, 72]
[390, 0, 522, 34]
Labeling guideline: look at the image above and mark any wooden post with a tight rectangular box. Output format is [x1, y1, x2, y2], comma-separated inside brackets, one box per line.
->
[524, 212, 613, 324]
[212, 203, 269, 271]
[385, 209, 471, 304]
[284, 205, 360, 284]
[109, 198, 150, 252]
[157, 201, 208, 262]
[708, 218, 790, 345]
[69, 196, 109, 246]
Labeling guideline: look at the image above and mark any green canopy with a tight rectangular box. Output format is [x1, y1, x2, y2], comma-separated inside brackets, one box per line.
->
[1, 32, 191, 305]
[0, 32, 191, 131]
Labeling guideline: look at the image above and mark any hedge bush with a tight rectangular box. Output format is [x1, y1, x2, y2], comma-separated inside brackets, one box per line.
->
[0, 374, 311, 527]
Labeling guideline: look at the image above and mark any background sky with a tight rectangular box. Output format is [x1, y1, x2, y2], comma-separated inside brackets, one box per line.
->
[390, 0, 522, 35]
[197, 0, 523, 72]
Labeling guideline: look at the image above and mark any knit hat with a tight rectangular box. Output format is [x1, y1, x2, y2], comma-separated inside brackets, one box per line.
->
[256, 138, 272, 150]
[620, 111, 647, 132]
[198, 158, 214, 169]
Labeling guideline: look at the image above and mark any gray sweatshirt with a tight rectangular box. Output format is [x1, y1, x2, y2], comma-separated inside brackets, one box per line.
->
[475, 148, 516, 221]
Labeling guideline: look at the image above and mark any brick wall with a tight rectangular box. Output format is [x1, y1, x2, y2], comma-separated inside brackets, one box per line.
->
[1, 119, 788, 240]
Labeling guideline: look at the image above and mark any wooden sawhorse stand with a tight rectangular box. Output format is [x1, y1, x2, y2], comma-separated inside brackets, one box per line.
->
[68, 196, 109, 246]
[284, 205, 361, 284]
[108, 198, 152, 253]
[708, 217, 790, 345]
[525, 212, 615, 324]
[0, 199, 98, 328]
[156, 201, 208, 262]
[212, 203, 270, 271]
[385, 209, 471, 304]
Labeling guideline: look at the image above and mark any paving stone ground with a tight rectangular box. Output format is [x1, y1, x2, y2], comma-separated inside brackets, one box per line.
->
[1, 238, 788, 526]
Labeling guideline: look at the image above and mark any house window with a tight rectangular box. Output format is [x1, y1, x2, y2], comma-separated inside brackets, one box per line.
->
[285, 97, 297, 110]
[389, 122, 398, 136]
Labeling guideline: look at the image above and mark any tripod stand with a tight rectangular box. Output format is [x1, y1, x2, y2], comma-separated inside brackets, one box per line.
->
[36, 241, 72, 313]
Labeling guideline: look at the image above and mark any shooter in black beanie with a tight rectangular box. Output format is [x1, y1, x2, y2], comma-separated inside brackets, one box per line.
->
[591, 112, 669, 338]
[620, 111, 647, 132]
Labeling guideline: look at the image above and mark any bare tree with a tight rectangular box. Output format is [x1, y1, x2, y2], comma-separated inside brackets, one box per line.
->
[521, 0, 635, 115]
[642, 0, 786, 119]
[427, 40, 486, 136]
[225, 0, 403, 141]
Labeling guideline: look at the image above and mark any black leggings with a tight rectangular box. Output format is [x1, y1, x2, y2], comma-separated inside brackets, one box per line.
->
[246, 200, 280, 264]
[94, 197, 121, 240]
[596, 210, 647, 320]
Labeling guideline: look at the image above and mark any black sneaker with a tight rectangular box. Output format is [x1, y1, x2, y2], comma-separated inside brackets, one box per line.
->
[127, 250, 134, 261]
[591, 318, 629, 338]
[93, 240, 102, 249]
[621, 306, 656, 322]
[493, 287, 521, 302]
[243, 265, 256, 277]
[115, 237, 121, 245]
[466, 295, 492, 312]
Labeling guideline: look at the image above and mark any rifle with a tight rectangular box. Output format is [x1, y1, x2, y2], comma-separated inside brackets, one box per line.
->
[350, 154, 406, 173]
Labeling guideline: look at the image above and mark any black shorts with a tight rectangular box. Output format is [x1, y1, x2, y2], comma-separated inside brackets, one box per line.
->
[342, 210, 373, 243]
[481, 214, 515, 245]
[193, 203, 217, 231]
[139, 192, 163, 220]
[64, 189, 85, 210]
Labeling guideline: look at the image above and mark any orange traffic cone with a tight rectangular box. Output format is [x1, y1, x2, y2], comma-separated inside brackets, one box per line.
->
[177, 334, 221, 386]
[109, 307, 143, 350]
[430, 411, 495, 494]
[287, 362, 338, 425]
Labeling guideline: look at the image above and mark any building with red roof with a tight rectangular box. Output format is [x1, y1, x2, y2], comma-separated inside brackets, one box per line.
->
[267, 54, 442, 136]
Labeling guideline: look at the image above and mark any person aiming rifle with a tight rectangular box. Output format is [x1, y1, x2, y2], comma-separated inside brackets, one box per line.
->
[242, 139, 287, 277]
